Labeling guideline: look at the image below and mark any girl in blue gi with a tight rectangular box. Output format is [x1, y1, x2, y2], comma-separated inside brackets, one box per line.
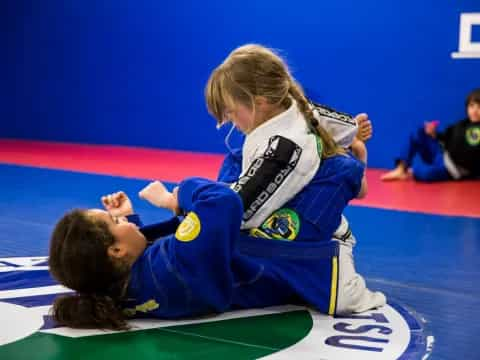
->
[47, 179, 329, 329]
[49, 170, 382, 330]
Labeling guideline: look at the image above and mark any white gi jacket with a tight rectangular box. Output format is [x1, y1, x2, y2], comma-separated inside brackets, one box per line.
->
[232, 100, 357, 229]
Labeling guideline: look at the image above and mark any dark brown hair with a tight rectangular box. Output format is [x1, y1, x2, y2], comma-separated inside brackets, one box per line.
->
[205, 44, 344, 158]
[49, 209, 131, 330]
[466, 88, 480, 108]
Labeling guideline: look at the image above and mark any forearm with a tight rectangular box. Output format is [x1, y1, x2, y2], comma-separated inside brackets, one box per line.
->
[140, 217, 181, 242]
[356, 174, 368, 199]
[351, 138, 368, 165]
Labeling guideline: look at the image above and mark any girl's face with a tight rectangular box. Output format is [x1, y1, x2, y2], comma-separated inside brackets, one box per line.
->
[468, 101, 480, 123]
[87, 210, 147, 263]
[224, 102, 256, 134]
[224, 98, 285, 134]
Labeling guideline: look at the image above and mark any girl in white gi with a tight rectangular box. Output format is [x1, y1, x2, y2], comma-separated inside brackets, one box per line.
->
[204, 44, 385, 314]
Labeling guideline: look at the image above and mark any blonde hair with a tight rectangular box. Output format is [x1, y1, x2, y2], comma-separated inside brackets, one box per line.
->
[205, 44, 343, 158]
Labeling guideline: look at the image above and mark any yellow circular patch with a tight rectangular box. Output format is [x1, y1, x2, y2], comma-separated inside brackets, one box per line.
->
[175, 212, 201, 242]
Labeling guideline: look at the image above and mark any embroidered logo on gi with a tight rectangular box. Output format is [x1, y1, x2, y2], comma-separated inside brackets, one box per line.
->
[175, 212, 201, 242]
[466, 127, 480, 146]
[123, 299, 160, 317]
[253, 208, 300, 241]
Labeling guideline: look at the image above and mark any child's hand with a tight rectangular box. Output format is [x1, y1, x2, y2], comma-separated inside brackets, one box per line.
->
[354, 113, 373, 142]
[101, 191, 134, 217]
[424, 120, 439, 137]
[139, 181, 180, 214]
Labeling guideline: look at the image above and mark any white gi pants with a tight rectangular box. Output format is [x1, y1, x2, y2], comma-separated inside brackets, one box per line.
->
[334, 216, 387, 314]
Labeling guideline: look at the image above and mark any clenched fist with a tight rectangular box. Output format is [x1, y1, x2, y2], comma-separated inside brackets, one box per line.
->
[139, 181, 180, 214]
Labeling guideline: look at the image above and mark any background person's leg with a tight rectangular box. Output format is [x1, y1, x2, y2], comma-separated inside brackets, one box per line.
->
[412, 152, 452, 182]
[382, 127, 442, 181]
[397, 127, 441, 167]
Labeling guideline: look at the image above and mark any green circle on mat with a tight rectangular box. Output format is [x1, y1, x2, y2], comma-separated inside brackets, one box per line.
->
[0, 310, 313, 360]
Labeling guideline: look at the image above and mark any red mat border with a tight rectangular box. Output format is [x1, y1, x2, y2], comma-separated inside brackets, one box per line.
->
[1, 139, 479, 218]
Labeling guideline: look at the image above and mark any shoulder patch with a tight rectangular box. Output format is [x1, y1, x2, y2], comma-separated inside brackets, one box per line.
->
[175, 212, 201, 242]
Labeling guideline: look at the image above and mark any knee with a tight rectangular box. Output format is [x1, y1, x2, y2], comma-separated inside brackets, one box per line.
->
[413, 164, 448, 182]
[410, 126, 426, 144]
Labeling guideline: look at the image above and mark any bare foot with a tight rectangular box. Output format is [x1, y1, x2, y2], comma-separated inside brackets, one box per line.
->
[381, 166, 410, 181]
[355, 113, 373, 142]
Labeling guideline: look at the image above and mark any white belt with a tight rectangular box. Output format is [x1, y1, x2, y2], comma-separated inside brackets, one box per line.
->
[443, 151, 469, 179]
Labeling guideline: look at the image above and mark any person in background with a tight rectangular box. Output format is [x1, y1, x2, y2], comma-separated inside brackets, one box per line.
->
[382, 88, 480, 182]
